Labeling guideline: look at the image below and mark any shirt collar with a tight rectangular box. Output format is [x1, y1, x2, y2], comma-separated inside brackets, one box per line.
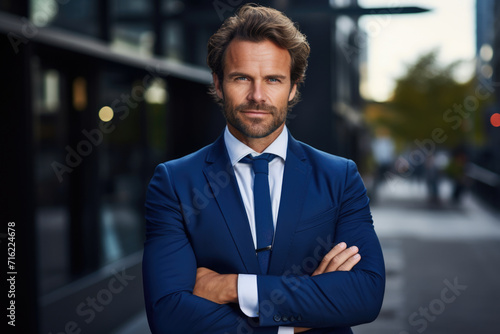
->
[224, 125, 288, 166]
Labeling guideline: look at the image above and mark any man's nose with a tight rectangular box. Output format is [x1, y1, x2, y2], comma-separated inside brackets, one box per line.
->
[247, 81, 265, 103]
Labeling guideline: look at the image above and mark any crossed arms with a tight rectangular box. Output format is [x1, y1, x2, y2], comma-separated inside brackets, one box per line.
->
[193, 242, 363, 333]
[143, 161, 385, 333]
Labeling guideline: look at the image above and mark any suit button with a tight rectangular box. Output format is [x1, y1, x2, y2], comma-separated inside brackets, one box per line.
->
[290, 316, 296, 322]
[273, 314, 281, 322]
[297, 315, 302, 321]
[282, 316, 289, 322]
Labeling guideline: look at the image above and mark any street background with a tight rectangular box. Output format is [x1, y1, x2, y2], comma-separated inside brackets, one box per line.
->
[356, 177, 500, 334]
[2, 0, 500, 333]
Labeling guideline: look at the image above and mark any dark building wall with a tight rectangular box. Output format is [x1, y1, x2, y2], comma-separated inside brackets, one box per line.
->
[288, 13, 336, 153]
[473, 0, 500, 208]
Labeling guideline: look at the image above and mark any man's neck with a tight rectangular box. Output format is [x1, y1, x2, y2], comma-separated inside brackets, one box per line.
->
[227, 123, 285, 153]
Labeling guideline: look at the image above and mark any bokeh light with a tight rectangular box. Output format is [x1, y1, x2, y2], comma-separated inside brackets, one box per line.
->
[490, 113, 500, 127]
[98, 106, 114, 122]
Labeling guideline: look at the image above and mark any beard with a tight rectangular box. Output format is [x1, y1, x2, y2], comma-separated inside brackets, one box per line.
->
[222, 100, 288, 139]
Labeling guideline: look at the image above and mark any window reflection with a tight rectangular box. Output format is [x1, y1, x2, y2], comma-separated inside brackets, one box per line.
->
[33, 65, 72, 294]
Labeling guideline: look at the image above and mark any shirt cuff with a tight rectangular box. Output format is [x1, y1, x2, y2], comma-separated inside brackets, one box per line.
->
[238, 275, 294, 333]
[237, 274, 259, 317]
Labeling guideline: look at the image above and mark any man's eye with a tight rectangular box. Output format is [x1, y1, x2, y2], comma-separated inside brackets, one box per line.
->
[236, 77, 248, 81]
[268, 78, 280, 83]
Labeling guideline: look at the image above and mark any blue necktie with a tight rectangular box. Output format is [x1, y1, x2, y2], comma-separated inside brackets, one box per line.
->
[240, 153, 276, 273]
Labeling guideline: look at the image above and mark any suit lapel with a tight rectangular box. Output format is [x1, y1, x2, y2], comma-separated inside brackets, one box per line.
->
[268, 134, 311, 275]
[203, 135, 261, 274]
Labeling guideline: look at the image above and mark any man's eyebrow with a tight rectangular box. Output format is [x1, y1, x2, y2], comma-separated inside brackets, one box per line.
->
[226, 72, 288, 80]
[227, 72, 250, 78]
[265, 74, 287, 80]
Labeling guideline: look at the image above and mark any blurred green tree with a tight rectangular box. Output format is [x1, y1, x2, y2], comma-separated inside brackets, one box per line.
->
[365, 50, 490, 150]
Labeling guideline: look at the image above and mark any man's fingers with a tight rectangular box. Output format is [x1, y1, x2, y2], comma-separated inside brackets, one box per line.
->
[324, 246, 359, 273]
[312, 242, 347, 276]
[313, 243, 361, 276]
[336, 253, 361, 271]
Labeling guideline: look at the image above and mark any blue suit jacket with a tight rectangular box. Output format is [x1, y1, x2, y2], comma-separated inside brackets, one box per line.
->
[143, 132, 385, 333]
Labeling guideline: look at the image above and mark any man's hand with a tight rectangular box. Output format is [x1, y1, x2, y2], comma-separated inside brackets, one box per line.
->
[295, 242, 361, 333]
[312, 242, 361, 276]
[193, 267, 238, 304]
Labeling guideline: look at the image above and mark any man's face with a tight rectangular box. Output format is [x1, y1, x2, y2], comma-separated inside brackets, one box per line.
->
[214, 39, 297, 141]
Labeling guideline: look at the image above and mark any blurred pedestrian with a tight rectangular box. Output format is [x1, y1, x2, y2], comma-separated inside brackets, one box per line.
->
[425, 153, 440, 204]
[371, 129, 395, 199]
[446, 145, 469, 204]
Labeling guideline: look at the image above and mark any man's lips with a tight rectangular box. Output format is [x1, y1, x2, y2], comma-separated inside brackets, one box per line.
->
[241, 109, 271, 115]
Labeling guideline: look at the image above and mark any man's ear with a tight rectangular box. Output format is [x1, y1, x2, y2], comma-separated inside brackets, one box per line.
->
[213, 73, 224, 100]
[288, 82, 298, 102]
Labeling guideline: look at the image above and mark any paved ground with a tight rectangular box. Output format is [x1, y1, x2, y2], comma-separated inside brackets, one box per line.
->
[355, 178, 500, 334]
[115, 178, 500, 334]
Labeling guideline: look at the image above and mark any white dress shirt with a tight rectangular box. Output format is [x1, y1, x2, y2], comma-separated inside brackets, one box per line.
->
[224, 126, 293, 334]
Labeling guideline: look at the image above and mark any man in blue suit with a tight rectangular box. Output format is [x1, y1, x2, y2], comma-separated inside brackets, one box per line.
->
[143, 4, 385, 333]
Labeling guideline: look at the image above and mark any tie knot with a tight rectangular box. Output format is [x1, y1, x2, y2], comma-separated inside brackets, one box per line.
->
[240, 153, 276, 175]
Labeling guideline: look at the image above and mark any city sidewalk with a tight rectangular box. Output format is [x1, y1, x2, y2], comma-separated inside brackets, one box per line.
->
[355, 177, 500, 334]
[115, 178, 500, 334]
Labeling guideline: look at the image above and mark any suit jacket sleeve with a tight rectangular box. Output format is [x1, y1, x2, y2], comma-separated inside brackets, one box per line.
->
[256, 160, 385, 329]
[143, 163, 278, 334]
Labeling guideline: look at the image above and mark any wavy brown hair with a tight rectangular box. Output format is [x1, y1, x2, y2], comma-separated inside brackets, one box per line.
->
[207, 3, 310, 108]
